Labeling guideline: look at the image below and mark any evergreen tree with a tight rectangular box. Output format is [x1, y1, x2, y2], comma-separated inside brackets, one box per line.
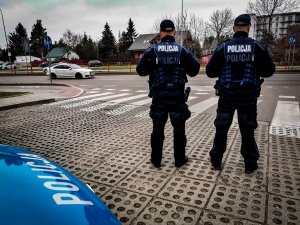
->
[98, 22, 117, 60]
[75, 32, 97, 59]
[30, 19, 46, 57]
[8, 22, 28, 59]
[119, 18, 138, 54]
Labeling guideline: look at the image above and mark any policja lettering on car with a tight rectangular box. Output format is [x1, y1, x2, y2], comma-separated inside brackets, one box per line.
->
[17, 153, 93, 205]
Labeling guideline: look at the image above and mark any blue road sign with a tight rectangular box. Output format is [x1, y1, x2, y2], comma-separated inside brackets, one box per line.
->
[289, 35, 296, 46]
[44, 35, 53, 50]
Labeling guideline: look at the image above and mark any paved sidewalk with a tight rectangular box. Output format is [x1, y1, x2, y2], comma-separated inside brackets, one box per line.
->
[0, 84, 84, 110]
[0, 95, 299, 225]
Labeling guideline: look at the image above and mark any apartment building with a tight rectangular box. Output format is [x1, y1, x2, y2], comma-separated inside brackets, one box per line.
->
[249, 12, 300, 40]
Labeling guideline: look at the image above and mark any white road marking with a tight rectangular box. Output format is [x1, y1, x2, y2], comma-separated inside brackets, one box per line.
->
[195, 92, 209, 95]
[61, 93, 129, 108]
[110, 94, 148, 103]
[136, 90, 147, 93]
[279, 95, 296, 99]
[270, 101, 300, 138]
[48, 92, 112, 106]
[189, 97, 218, 113]
[120, 89, 131, 92]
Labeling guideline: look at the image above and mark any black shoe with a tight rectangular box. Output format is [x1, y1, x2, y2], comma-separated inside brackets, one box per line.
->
[150, 159, 161, 168]
[211, 158, 222, 170]
[245, 164, 258, 174]
[175, 156, 188, 168]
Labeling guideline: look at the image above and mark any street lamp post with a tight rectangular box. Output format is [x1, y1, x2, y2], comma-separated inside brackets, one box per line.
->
[180, 0, 183, 45]
[0, 9, 12, 66]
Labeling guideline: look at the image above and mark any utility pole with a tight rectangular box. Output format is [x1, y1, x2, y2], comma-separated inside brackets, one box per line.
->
[180, 0, 183, 45]
[0, 9, 11, 66]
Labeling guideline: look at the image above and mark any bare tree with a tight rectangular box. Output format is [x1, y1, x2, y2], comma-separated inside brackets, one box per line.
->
[207, 9, 234, 44]
[247, 0, 300, 42]
[61, 29, 83, 49]
[150, 12, 205, 44]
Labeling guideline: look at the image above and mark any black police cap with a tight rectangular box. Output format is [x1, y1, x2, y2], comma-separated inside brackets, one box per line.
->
[234, 14, 251, 26]
[160, 19, 175, 32]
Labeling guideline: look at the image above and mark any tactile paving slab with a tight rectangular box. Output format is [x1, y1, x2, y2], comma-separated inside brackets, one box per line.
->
[105, 149, 149, 167]
[83, 162, 135, 186]
[199, 210, 262, 225]
[269, 156, 300, 176]
[207, 185, 266, 223]
[158, 176, 214, 208]
[269, 135, 300, 159]
[267, 194, 300, 225]
[176, 159, 220, 182]
[102, 188, 152, 225]
[81, 179, 111, 197]
[268, 172, 300, 200]
[133, 198, 202, 225]
[138, 155, 178, 174]
[118, 169, 169, 196]
[219, 164, 267, 192]
[61, 156, 101, 177]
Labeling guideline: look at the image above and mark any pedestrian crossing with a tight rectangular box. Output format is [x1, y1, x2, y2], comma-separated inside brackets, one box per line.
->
[46, 90, 300, 138]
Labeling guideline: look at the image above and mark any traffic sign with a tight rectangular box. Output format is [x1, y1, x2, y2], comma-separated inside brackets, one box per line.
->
[289, 35, 296, 46]
[44, 35, 52, 50]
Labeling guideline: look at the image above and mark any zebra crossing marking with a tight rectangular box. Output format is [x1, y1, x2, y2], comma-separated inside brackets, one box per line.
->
[189, 97, 218, 113]
[270, 101, 300, 138]
[60, 93, 129, 109]
[48, 92, 112, 106]
[279, 95, 295, 99]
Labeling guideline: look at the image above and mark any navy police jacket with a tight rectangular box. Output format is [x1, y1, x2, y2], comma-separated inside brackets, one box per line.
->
[136, 35, 200, 103]
[206, 31, 275, 97]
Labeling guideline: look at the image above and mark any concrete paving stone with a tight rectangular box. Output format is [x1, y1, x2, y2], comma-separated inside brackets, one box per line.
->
[132, 198, 202, 225]
[269, 135, 300, 159]
[218, 164, 267, 192]
[60, 156, 102, 177]
[269, 156, 300, 176]
[268, 172, 300, 200]
[157, 176, 214, 208]
[83, 162, 135, 186]
[190, 138, 233, 162]
[207, 184, 267, 223]
[102, 187, 152, 225]
[105, 149, 149, 167]
[117, 169, 170, 196]
[198, 210, 262, 225]
[176, 158, 220, 182]
[230, 139, 269, 154]
[267, 194, 300, 225]
[80, 179, 111, 197]
[138, 155, 178, 174]
[126, 138, 151, 152]
[226, 149, 268, 172]
[80, 147, 120, 161]
[43, 151, 74, 166]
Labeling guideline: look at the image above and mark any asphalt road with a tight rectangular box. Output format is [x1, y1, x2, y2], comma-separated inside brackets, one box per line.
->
[0, 72, 299, 123]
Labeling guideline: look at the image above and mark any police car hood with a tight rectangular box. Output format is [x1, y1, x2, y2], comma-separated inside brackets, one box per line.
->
[0, 144, 120, 225]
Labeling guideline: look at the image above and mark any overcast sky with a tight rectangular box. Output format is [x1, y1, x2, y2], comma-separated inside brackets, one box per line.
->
[0, 0, 249, 48]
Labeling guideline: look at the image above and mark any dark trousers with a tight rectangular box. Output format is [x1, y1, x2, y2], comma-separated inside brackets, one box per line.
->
[210, 96, 259, 167]
[150, 103, 191, 164]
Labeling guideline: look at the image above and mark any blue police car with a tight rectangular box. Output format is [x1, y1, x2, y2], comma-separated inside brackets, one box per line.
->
[0, 144, 121, 225]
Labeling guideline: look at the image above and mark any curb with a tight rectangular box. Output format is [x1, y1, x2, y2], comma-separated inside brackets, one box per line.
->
[0, 84, 85, 111]
[0, 99, 55, 111]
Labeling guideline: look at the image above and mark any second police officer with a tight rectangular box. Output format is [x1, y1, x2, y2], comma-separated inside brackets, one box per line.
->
[136, 19, 200, 168]
[206, 14, 275, 174]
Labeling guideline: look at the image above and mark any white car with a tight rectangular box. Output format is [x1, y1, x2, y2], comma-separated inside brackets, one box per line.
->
[1, 62, 17, 70]
[46, 63, 95, 79]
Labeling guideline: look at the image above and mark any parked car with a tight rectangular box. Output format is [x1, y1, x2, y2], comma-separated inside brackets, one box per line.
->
[1, 62, 17, 70]
[46, 63, 95, 79]
[88, 60, 104, 67]
[0, 144, 121, 225]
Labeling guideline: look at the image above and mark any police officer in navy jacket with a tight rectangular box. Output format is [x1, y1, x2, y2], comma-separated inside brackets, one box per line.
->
[206, 14, 275, 174]
[137, 19, 200, 168]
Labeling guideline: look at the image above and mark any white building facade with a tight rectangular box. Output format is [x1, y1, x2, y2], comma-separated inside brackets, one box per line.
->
[249, 12, 300, 40]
